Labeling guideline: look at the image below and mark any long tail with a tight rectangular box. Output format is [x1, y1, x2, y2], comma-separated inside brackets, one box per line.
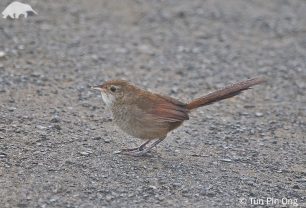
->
[186, 77, 265, 110]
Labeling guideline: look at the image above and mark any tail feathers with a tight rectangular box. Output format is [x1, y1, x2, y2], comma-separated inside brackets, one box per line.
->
[186, 77, 265, 110]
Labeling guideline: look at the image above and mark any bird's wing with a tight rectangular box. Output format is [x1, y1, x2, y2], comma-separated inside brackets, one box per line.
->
[136, 93, 189, 123]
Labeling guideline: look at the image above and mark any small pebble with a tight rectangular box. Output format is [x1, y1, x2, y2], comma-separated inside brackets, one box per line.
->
[255, 112, 263, 117]
[52, 124, 61, 130]
[79, 150, 92, 156]
[190, 154, 209, 157]
[149, 185, 157, 190]
[171, 86, 178, 94]
[105, 194, 113, 201]
[0, 152, 7, 158]
[0, 51, 6, 58]
[36, 125, 47, 130]
[220, 158, 232, 162]
[292, 185, 300, 189]
[49, 197, 58, 202]
[7, 107, 16, 112]
[50, 116, 60, 123]
[93, 136, 102, 140]
[103, 138, 111, 143]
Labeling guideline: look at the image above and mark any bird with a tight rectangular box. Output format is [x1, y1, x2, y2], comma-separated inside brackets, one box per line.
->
[92, 77, 265, 156]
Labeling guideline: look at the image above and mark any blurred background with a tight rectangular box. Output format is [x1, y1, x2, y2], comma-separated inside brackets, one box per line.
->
[0, 0, 305, 207]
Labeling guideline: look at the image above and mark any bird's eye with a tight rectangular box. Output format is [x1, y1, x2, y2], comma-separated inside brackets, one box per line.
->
[110, 86, 117, 92]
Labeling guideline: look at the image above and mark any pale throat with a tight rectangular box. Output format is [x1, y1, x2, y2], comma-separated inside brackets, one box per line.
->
[100, 91, 115, 107]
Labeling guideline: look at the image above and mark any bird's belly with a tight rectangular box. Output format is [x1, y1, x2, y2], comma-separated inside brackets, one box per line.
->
[111, 106, 169, 140]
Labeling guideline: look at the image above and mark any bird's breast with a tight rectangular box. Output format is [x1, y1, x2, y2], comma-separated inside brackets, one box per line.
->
[110, 104, 171, 140]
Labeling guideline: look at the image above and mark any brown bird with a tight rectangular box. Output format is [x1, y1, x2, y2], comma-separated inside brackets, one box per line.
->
[92, 78, 265, 156]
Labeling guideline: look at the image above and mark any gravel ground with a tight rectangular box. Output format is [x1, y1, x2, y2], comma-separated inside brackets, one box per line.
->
[0, 0, 305, 207]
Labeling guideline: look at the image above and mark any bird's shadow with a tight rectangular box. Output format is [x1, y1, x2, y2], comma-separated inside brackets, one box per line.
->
[114, 150, 209, 173]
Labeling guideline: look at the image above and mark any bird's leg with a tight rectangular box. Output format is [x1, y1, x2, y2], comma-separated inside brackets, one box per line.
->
[117, 140, 151, 153]
[125, 137, 166, 156]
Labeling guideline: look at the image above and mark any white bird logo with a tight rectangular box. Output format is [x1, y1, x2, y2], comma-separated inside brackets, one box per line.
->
[2, 1, 37, 19]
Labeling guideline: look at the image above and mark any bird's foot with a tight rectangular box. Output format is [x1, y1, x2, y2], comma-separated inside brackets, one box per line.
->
[114, 147, 150, 156]
[114, 138, 165, 157]
[114, 140, 151, 155]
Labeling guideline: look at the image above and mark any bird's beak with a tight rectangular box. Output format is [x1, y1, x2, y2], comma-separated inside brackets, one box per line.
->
[91, 85, 107, 92]
[91, 85, 101, 90]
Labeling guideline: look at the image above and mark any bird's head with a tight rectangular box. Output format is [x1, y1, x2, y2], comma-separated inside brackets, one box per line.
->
[91, 80, 132, 107]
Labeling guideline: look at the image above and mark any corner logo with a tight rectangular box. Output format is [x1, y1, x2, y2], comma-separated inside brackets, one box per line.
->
[2, 1, 37, 19]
